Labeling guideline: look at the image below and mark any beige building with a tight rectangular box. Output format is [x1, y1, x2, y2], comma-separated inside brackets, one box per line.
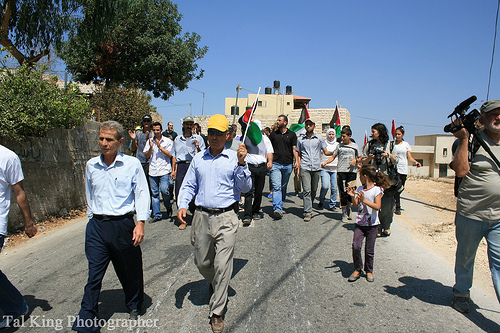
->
[223, 85, 350, 134]
[409, 134, 456, 178]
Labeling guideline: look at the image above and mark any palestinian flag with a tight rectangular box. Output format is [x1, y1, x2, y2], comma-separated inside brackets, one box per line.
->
[364, 130, 368, 146]
[391, 119, 396, 138]
[239, 103, 266, 155]
[329, 105, 341, 139]
[289, 104, 309, 136]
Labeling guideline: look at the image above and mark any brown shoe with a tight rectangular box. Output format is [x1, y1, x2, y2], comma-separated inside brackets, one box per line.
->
[304, 215, 312, 222]
[178, 223, 187, 230]
[210, 315, 224, 333]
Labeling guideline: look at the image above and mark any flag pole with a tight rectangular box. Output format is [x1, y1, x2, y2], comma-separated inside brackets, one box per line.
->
[242, 87, 261, 143]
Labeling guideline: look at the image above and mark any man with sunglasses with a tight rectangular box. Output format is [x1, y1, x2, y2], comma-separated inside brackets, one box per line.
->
[177, 114, 251, 333]
[171, 116, 205, 229]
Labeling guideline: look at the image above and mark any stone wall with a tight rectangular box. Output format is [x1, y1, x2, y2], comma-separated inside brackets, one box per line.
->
[0, 121, 132, 232]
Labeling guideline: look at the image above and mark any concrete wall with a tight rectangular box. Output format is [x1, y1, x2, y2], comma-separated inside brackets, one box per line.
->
[1, 121, 132, 232]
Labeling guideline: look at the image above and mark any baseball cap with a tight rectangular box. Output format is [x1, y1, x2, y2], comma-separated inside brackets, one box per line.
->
[142, 115, 152, 122]
[480, 100, 500, 114]
[207, 114, 229, 132]
[305, 118, 315, 125]
[183, 116, 194, 123]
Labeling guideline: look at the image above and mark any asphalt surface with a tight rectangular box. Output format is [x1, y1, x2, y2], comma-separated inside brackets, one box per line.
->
[1, 180, 499, 332]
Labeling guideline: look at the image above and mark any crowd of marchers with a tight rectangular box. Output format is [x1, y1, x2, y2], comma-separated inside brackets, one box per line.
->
[1, 100, 499, 332]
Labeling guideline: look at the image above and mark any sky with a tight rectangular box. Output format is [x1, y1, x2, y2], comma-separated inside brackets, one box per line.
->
[152, 0, 500, 144]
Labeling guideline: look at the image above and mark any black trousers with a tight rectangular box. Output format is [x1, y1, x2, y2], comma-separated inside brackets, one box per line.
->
[175, 162, 195, 213]
[73, 217, 143, 332]
[395, 173, 407, 209]
[243, 163, 267, 219]
[337, 172, 357, 207]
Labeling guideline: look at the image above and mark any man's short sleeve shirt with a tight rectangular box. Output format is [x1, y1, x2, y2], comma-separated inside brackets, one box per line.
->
[0, 145, 24, 236]
[457, 131, 500, 223]
[269, 129, 297, 165]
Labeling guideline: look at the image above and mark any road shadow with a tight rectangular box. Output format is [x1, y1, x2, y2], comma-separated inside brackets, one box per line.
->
[98, 289, 152, 320]
[174, 258, 247, 309]
[401, 196, 455, 213]
[229, 221, 343, 331]
[1, 295, 52, 332]
[384, 276, 500, 332]
[325, 260, 354, 279]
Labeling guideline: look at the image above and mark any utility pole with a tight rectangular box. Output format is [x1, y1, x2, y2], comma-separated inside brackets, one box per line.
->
[232, 83, 242, 125]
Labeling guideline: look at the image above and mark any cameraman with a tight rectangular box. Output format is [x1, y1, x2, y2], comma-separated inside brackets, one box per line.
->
[451, 100, 500, 313]
[362, 123, 398, 236]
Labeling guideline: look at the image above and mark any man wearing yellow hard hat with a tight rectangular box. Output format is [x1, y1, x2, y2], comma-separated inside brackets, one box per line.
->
[177, 114, 252, 333]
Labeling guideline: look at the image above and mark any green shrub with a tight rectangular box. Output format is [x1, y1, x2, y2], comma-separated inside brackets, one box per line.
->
[0, 65, 89, 139]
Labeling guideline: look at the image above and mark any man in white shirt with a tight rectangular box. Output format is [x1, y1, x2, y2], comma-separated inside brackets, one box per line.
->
[144, 122, 175, 221]
[0, 145, 37, 329]
[241, 119, 273, 225]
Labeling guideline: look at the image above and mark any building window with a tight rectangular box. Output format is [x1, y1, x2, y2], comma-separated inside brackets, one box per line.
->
[416, 159, 424, 166]
[443, 148, 448, 156]
[322, 124, 330, 132]
[287, 102, 290, 106]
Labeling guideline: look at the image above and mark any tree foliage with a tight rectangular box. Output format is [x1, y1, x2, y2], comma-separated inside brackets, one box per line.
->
[0, 0, 75, 65]
[62, 0, 208, 100]
[0, 64, 89, 138]
[89, 85, 157, 131]
[0, 0, 133, 65]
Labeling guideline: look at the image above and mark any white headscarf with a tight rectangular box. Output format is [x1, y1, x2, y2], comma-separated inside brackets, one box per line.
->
[326, 128, 336, 144]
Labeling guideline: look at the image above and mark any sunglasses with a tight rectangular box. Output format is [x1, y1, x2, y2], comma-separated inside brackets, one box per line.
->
[208, 129, 227, 136]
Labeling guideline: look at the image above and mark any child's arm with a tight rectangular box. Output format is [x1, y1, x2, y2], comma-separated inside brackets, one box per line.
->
[362, 192, 381, 210]
[347, 187, 360, 206]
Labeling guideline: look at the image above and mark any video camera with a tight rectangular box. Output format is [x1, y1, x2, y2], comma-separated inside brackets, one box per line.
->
[443, 96, 481, 134]
[371, 146, 385, 165]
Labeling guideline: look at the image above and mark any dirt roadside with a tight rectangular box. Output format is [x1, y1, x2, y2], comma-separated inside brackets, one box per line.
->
[2, 178, 493, 295]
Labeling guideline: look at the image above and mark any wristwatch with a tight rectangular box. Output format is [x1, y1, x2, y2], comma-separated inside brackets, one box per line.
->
[238, 162, 246, 167]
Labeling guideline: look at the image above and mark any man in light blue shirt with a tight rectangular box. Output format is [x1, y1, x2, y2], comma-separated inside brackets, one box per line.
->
[177, 114, 251, 333]
[171, 116, 205, 222]
[73, 121, 151, 333]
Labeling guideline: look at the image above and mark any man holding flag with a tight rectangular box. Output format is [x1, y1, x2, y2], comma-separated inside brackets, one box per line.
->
[238, 117, 274, 226]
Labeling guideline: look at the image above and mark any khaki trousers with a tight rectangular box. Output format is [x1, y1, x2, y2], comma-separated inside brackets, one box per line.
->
[191, 209, 238, 316]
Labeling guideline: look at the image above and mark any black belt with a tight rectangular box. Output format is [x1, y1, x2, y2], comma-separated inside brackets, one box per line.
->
[248, 162, 266, 168]
[177, 161, 191, 164]
[93, 212, 135, 221]
[196, 204, 236, 215]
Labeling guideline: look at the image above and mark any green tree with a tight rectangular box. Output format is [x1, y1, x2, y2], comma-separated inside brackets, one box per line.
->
[0, 0, 131, 65]
[0, 64, 89, 138]
[89, 85, 157, 131]
[62, 0, 207, 100]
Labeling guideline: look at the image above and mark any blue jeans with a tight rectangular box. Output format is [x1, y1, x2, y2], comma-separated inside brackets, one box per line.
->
[0, 236, 28, 318]
[319, 170, 338, 209]
[270, 163, 293, 212]
[149, 174, 172, 219]
[453, 212, 500, 302]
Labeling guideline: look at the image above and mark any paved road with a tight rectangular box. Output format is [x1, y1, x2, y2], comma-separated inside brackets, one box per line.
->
[1, 181, 499, 332]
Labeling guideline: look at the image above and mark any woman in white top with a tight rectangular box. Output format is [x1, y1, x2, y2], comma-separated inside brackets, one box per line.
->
[319, 129, 339, 210]
[392, 126, 421, 215]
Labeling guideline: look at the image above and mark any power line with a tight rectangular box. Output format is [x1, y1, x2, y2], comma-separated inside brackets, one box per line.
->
[351, 115, 442, 128]
[487, 0, 500, 100]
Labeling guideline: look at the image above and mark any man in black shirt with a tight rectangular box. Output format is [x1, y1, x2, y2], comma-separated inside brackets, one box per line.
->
[269, 115, 298, 219]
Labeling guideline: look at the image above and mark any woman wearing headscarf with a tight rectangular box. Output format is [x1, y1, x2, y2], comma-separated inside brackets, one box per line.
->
[362, 123, 398, 236]
[318, 129, 339, 210]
